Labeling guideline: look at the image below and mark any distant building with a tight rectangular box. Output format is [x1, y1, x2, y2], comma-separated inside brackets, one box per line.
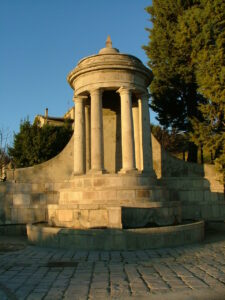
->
[34, 107, 75, 128]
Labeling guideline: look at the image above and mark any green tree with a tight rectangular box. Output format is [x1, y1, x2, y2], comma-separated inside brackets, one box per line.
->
[143, 0, 206, 162]
[151, 124, 188, 160]
[8, 119, 73, 168]
[0, 128, 10, 180]
[185, 0, 225, 182]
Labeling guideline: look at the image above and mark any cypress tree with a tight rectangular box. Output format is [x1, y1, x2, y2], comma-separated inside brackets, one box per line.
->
[143, 0, 206, 162]
[187, 0, 225, 182]
[8, 119, 73, 168]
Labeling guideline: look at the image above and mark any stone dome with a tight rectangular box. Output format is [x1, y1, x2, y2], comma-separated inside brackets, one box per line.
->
[67, 36, 152, 96]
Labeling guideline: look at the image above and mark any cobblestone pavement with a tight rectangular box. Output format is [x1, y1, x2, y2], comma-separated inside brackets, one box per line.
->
[0, 233, 225, 300]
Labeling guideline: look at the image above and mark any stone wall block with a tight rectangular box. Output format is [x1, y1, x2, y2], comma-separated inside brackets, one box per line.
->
[71, 198, 91, 205]
[42, 192, 54, 203]
[11, 208, 18, 223]
[31, 193, 41, 205]
[60, 191, 68, 201]
[218, 193, 224, 201]
[33, 208, 47, 222]
[150, 189, 158, 201]
[83, 178, 92, 187]
[136, 190, 150, 198]
[79, 204, 99, 209]
[15, 183, 31, 193]
[212, 205, 219, 218]
[58, 210, 73, 222]
[178, 191, 188, 202]
[2, 194, 13, 223]
[82, 191, 100, 200]
[204, 191, 210, 202]
[211, 193, 219, 201]
[138, 175, 151, 186]
[17, 208, 34, 223]
[40, 194, 47, 205]
[13, 194, 31, 206]
[117, 190, 135, 200]
[31, 183, 43, 192]
[100, 190, 117, 201]
[73, 179, 83, 188]
[187, 190, 194, 202]
[46, 192, 59, 204]
[201, 205, 211, 219]
[79, 210, 89, 227]
[89, 209, 108, 228]
[0, 183, 7, 193]
[44, 183, 54, 192]
[219, 204, 225, 218]
[72, 219, 81, 228]
[69, 191, 83, 201]
[108, 207, 122, 228]
[93, 178, 106, 187]
[48, 205, 57, 222]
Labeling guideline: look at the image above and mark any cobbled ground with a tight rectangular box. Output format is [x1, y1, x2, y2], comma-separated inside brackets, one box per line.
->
[0, 231, 225, 300]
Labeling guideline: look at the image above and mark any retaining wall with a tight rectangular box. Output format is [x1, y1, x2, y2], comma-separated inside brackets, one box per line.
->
[0, 134, 224, 225]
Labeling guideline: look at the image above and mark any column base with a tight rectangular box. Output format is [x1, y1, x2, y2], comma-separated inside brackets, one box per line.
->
[88, 169, 107, 175]
[73, 171, 85, 176]
[118, 168, 138, 175]
[140, 169, 157, 178]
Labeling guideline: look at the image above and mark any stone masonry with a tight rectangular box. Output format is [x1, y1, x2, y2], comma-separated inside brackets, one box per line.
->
[0, 233, 225, 299]
[0, 37, 224, 229]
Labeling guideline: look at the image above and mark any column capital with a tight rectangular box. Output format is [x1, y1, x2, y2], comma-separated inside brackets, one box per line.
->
[140, 91, 150, 100]
[117, 86, 133, 96]
[89, 88, 103, 97]
[73, 95, 88, 103]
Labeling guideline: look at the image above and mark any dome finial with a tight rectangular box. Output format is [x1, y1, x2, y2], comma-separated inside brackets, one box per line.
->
[106, 35, 112, 48]
[98, 36, 119, 54]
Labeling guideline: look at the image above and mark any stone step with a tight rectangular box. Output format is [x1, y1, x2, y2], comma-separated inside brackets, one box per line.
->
[160, 177, 210, 189]
[59, 187, 170, 204]
[47, 201, 181, 229]
[58, 197, 175, 207]
[49, 200, 180, 210]
[0, 181, 71, 193]
[60, 185, 165, 191]
[68, 174, 158, 189]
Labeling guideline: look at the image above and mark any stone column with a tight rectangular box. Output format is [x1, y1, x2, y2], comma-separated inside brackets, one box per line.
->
[85, 105, 90, 172]
[118, 87, 136, 173]
[73, 95, 86, 175]
[132, 104, 141, 170]
[90, 88, 104, 173]
[139, 92, 155, 175]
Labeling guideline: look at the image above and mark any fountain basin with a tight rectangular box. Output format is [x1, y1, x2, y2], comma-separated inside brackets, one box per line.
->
[27, 221, 204, 250]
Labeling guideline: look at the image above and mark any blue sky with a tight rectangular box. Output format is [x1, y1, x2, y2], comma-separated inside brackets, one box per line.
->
[0, 0, 153, 143]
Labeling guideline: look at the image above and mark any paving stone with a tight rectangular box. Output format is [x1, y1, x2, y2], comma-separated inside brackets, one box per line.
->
[0, 237, 225, 299]
[27, 293, 46, 300]
[0, 289, 8, 300]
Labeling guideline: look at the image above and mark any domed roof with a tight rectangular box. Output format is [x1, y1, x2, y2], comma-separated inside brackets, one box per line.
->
[67, 36, 152, 89]
[98, 35, 119, 54]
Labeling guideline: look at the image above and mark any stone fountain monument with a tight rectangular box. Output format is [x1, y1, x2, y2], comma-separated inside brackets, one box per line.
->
[47, 36, 181, 231]
[10, 36, 206, 250]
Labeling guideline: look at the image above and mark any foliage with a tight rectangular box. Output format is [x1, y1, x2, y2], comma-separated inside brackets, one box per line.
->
[143, 0, 206, 162]
[151, 124, 188, 157]
[0, 128, 10, 180]
[182, 0, 225, 182]
[144, 0, 225, 182]
[8, 119, 73, 168]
